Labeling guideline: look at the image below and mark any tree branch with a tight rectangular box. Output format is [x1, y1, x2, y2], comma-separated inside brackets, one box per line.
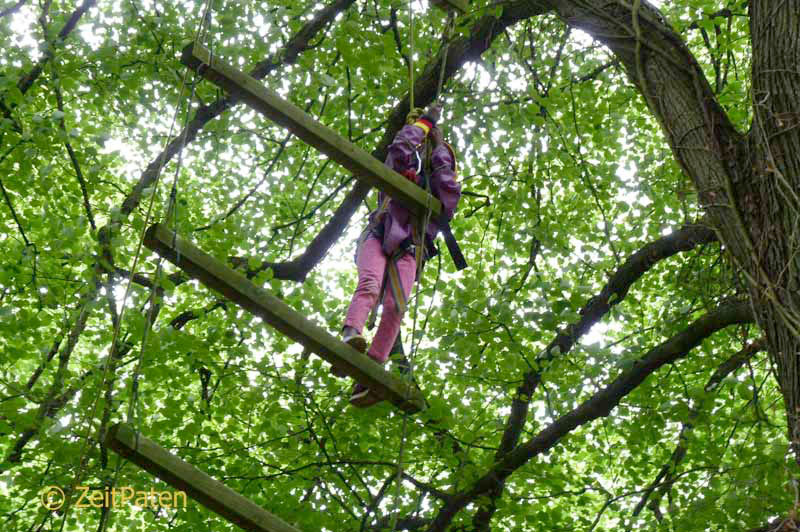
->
[15, 0, 95, 96]
[686, 3, 747, 31]
[427, 301, 754, 531]
[746, 518, 800, 532]
[0, 0, 25, 19]
[370, 515, 430, 532]
[472, 223, 717, 528]
[8, 288, 225, 464]
[539, 0, 753, 319]
[23, 290, 100, 393]
[54, 80, 95, 231]
[631, 338, 766, 520]
[7, 294, 95, 462]
[0, 172, 29, 247]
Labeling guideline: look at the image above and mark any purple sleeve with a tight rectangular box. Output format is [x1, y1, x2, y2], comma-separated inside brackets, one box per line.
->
[430, 145, 461, 220]
[385, 124, 427, 174]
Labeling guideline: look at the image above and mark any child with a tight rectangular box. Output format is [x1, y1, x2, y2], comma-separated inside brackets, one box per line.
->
[339, 103, 461, 406]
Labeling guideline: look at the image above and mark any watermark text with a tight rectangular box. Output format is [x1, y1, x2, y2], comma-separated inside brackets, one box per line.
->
[41, 486, 187, 510]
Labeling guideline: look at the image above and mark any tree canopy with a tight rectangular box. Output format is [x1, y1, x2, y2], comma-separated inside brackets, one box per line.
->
[0, 1, 797, 531]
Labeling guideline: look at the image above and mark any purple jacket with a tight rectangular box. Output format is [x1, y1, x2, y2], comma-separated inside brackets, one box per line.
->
[370, 122, 461, 257]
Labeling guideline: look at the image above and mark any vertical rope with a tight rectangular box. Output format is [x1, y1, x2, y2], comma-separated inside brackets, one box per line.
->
[435, 11, 455, 102]
[389, 168, 433, 532]
[56, 2, 216, 530]
[126, 0, 214, 437]
[389, 3, 422, 528]
[126, 74, 202, 427]
[408, 0, 415, 111]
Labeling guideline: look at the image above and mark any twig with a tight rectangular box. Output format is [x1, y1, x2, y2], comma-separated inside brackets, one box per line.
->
[0, 145, 30, 246]
[0, 0, 25, 18]
[54, 78, 96, 230]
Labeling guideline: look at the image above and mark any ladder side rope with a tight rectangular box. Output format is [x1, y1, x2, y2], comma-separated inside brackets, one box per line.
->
[126, 73, 203, 428]
[129, 0, 215, 432]
[390, 0, 444, 528]
[105, 0, 215, 525]
[57, 65, 199, 532]
[124, 0, 215, 460]
[57, 2, 215, 530]
[389, 5, 458, 527]
[389, 175, 433, 532]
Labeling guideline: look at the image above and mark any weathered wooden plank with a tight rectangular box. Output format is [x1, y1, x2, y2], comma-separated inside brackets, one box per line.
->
[431, 0, 468, 13]
[144, 223, 425, 413]
[106, 423, 302, 532]
[181, 42, 441, 218]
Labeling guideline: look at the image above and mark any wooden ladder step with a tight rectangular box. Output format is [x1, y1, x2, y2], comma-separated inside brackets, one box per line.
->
[431, 0, 469, 13]
[106, 423, 302, 532]
[144, 223, 425, 414]
[181, 42, 441, 219]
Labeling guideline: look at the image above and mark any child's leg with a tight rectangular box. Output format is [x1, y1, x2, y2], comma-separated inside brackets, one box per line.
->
[344, 236, 388, 334]
[367, 251, 417, 363]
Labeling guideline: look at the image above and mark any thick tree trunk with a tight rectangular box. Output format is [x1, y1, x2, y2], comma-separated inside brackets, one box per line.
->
[545, 0, 800, 457]
[747, 0, 800, 453]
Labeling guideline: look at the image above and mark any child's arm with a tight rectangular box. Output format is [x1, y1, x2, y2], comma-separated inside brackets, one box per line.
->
[430, 138, 461, 221]
[385, 103, 440, 176]
[385, 119, 433, 175]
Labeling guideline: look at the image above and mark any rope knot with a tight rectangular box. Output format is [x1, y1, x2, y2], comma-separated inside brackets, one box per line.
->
[406, 107, 425, 125]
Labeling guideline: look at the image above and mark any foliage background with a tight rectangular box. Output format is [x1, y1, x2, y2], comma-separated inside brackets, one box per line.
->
[0, 0, 792, 531]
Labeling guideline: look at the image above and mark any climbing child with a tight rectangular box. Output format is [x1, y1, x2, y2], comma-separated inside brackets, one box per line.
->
[339, 103, 461, 406]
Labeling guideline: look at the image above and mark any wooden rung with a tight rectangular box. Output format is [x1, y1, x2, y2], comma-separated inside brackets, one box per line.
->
[144, 223, 425, 414]
[106, 423, 302, 532]
[431, 0, 468, 13]
[181, 42, 441, 219]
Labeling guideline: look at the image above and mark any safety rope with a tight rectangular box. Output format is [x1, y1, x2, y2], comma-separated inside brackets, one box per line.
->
[389, 152, 434, 532]
[408, 0, 415, 112]
[389, 2, 451, 527]
[126, 75, 203, 427]
[98, 74, 203, 532]
[119, 0, 214, 470]
[436, 10, 455, 102]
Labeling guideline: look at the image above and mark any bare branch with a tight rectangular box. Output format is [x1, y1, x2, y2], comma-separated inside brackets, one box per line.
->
[0, 143, 29, 246]
[54, 79, 95, 231]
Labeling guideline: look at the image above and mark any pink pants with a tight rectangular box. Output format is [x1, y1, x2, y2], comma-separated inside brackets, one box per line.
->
[344, 236, 417, 363]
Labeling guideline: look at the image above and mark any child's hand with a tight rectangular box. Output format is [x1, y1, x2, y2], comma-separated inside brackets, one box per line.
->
[400, 169, 419, 184]
[426, 103, 443, 123]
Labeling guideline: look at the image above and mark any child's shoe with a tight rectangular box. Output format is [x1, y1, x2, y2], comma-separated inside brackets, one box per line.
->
[349, 382, 381, 408]
[330, 327, 367, 378]
[342, 327, 367, 353]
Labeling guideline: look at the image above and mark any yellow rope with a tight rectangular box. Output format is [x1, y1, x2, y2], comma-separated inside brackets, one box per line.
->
[436, 10, 455, 101]
[408, 0, 415, 112]
[406, 107, 425, 125]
